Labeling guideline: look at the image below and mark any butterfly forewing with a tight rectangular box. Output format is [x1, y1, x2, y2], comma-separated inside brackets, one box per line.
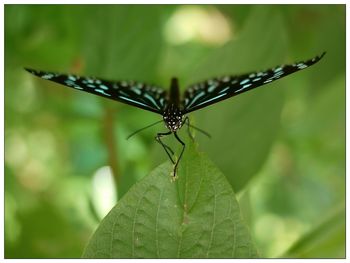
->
[25, 69, 168, 114]
[182, 52, 325, 113]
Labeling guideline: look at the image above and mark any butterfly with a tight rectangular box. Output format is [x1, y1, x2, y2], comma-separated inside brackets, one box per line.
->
[25, 52, 325, 177]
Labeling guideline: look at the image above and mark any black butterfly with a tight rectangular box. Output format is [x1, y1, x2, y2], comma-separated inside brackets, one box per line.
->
[25, 52, 325, 176]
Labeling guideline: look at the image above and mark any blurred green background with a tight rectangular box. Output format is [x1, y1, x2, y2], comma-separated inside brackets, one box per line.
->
[5, 4, 345, 258]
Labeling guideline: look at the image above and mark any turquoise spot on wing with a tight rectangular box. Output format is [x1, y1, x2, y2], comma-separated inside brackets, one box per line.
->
[64, 79, 83, 90]
[208, 85, 216, 92]
[219, 87, 230, 94]
[42, 74, 54, 79]
[240, 79, 250, 85]
[131, 87, 142, 95]
[99, 84, 109, 90]
[68, 75, 76, 81]
[119, 95, 149, 108]
[94, 89, 111, 96]
[273, 71, 284, 78]
[235, 83, 252, 93]
[195, 93, 226, 107]
[263, 79, 273, 84]
[144, 93, 160, 109]
[274, 67, 283, 73]
[186, 91, 205, 107]
[65, 80, 75, 86]
[297, 63, 307, 69]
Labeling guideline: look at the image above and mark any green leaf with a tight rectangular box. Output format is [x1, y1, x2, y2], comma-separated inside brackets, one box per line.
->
[282, 205, 345, 258]
[82, 143, 257, 258]
[188, 6, 288, 192]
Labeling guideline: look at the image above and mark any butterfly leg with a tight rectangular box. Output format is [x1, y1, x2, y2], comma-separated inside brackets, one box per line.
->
[155, 131, 175, 164]
[184, 117, 211, 139]
[173, 132, 185, 177]
[184, 117, 195, 141]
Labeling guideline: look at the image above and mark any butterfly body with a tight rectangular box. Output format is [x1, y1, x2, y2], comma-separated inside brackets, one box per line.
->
[163, 78, 184, 132]
[25, 52, 325, 176]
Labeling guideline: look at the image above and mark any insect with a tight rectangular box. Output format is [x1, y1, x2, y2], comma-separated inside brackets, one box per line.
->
[25, 52, 325, 177]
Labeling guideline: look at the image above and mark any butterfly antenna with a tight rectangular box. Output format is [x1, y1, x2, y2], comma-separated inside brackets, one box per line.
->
[127, 120, 164, 140]
[188, 123, 211, 138]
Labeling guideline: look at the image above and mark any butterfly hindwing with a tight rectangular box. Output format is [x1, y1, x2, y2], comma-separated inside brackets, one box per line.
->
[25, 68, 167, 114]
[182, 52, 325, 113]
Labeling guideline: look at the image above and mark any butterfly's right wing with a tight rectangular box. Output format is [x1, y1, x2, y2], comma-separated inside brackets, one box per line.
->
[25, 68, 168, 114]
[182, 52, 325, 114]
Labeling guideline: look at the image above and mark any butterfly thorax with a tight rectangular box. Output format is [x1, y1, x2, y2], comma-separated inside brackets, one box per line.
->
[163, 104, 183, 132]
[163, 77, 183, 132]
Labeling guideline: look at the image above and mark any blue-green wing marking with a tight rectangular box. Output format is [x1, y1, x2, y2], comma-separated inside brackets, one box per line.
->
[182, 52, 326, 114]
[25, 68, 168, 114]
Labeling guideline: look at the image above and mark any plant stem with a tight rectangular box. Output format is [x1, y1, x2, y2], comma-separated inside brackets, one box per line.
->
[103, 106, 119, 191]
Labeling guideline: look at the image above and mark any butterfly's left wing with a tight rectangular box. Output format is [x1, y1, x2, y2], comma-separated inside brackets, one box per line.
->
[182, 52, 325, 114]
[25, 68, 168, 114]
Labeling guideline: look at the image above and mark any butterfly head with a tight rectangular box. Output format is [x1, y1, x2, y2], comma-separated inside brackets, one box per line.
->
[163, 104, 183, 132]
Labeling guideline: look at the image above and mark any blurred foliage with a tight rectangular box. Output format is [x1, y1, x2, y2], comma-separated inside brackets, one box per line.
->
[4, 4, 345, 258]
